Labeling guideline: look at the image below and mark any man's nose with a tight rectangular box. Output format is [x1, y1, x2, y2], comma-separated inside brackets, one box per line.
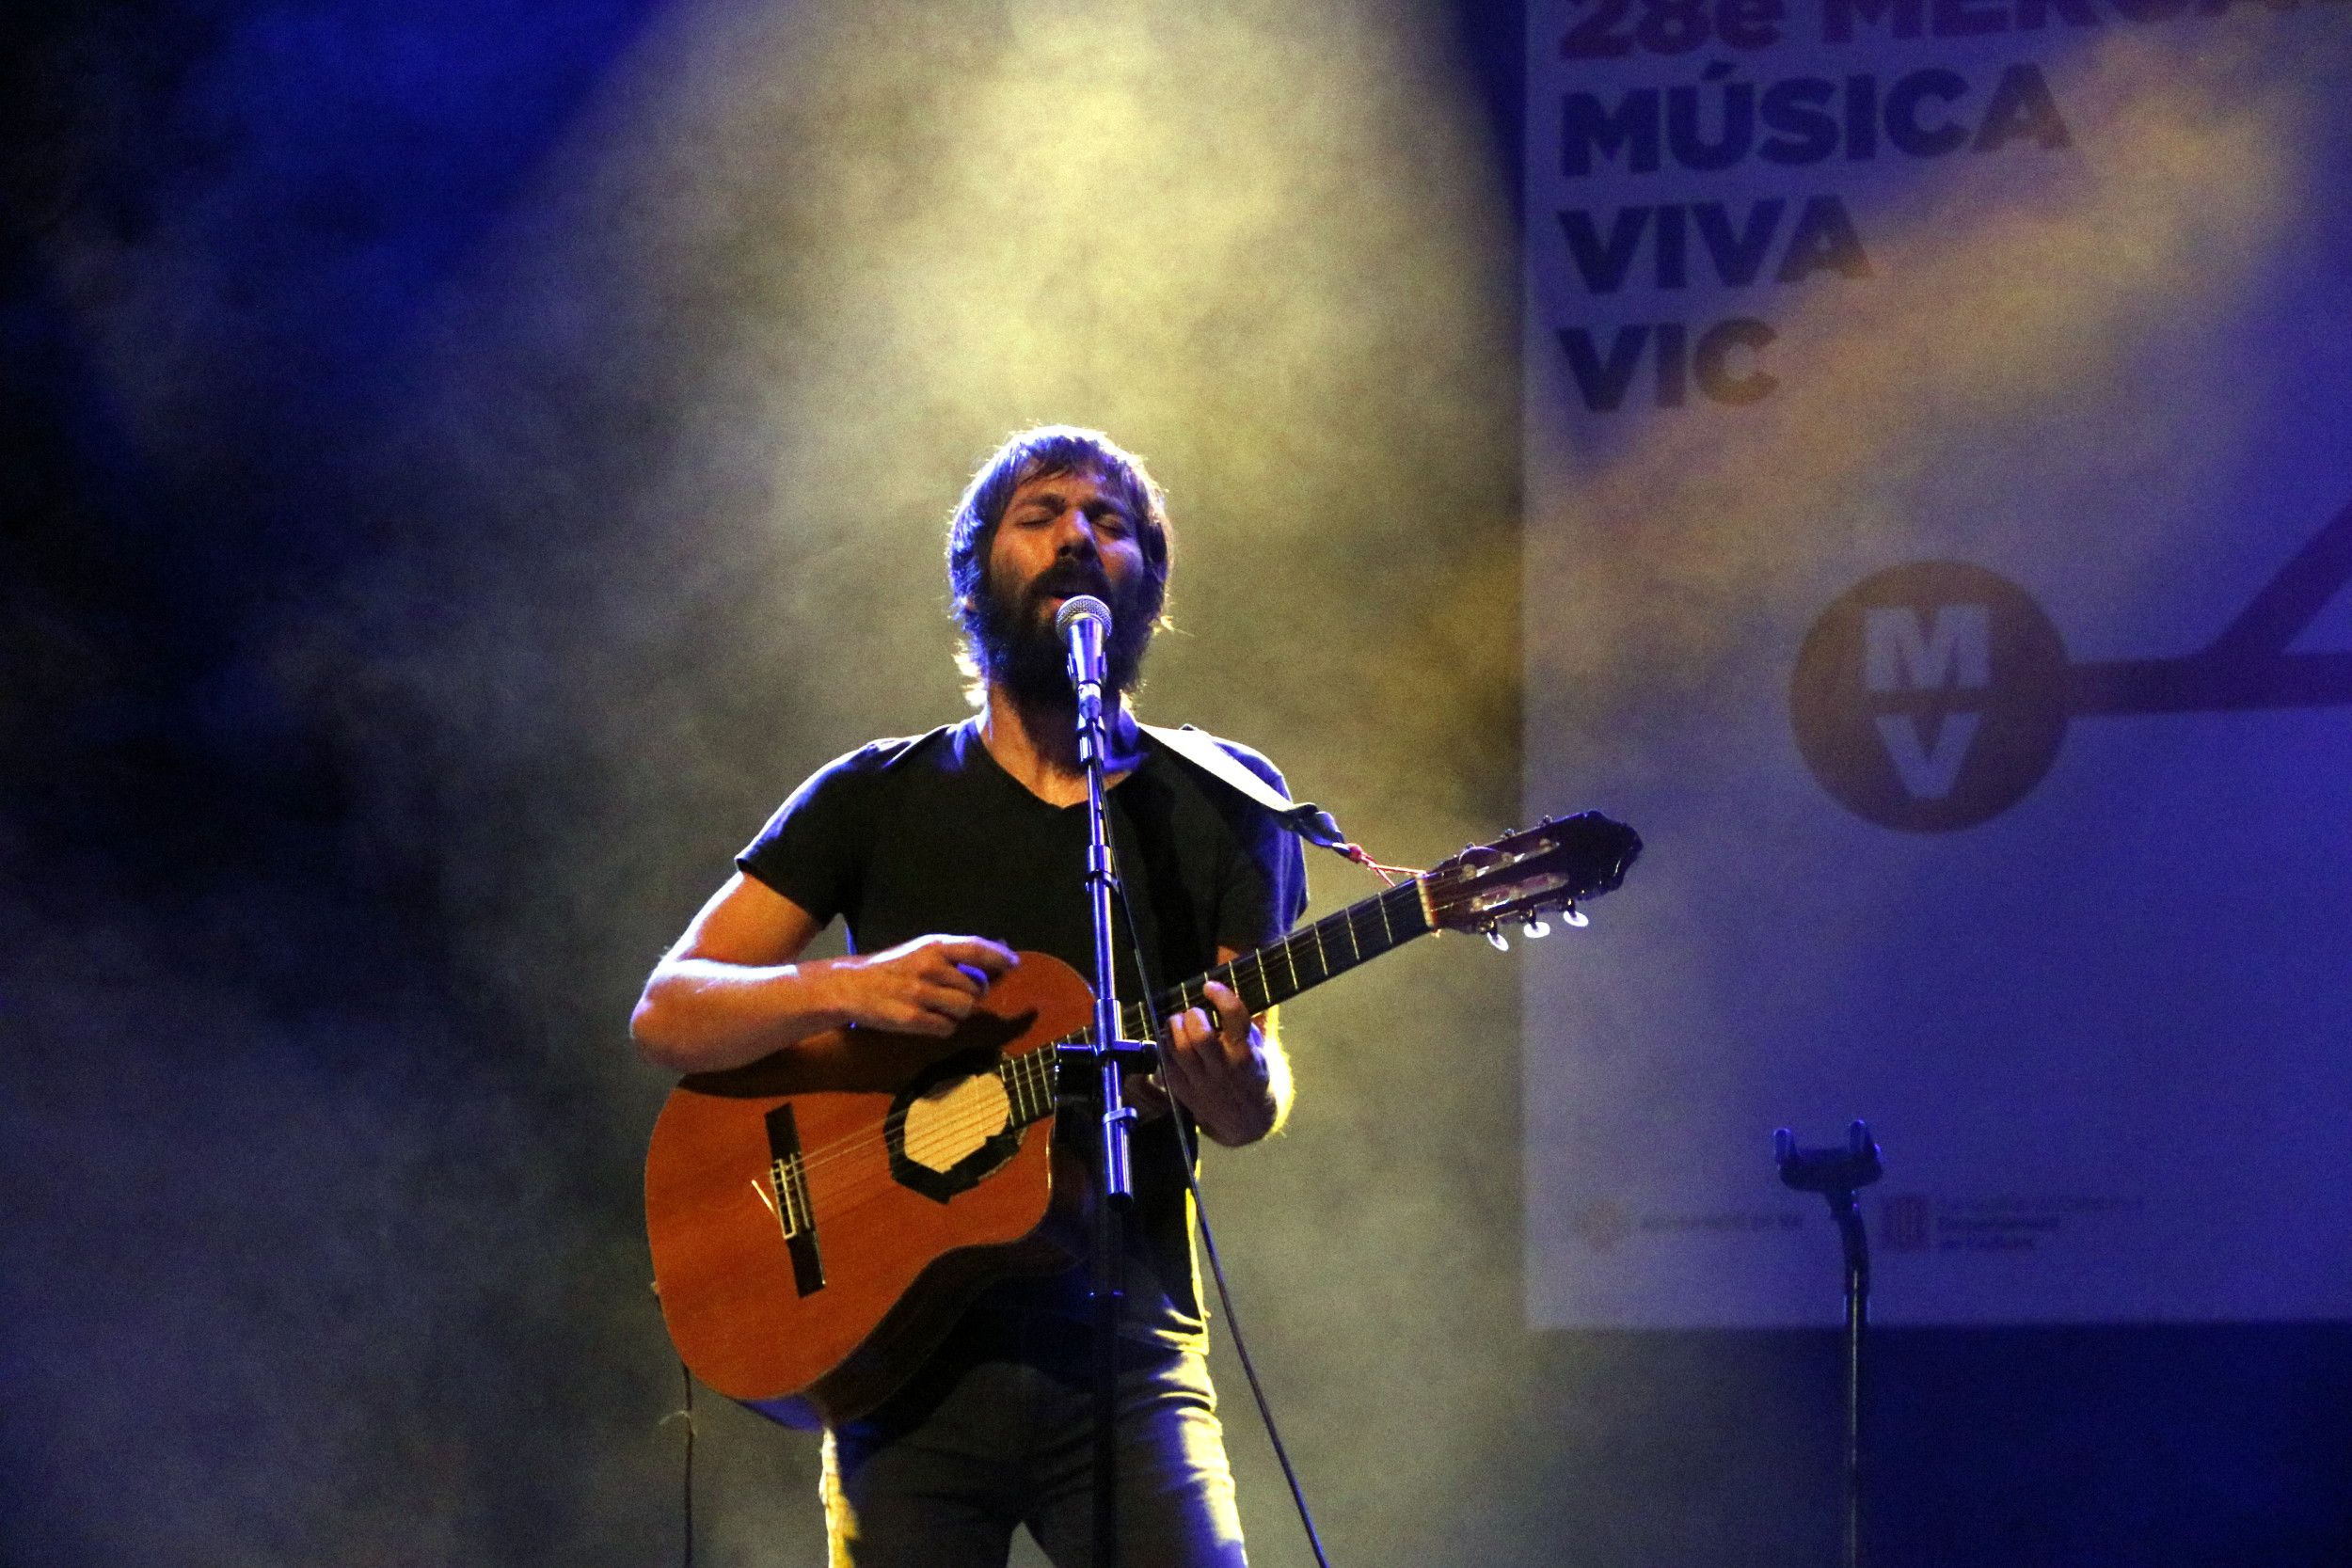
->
[1053, 508, 1103, 557]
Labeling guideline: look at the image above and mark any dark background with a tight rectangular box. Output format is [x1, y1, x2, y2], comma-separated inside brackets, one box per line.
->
[4, 3, 2346, 1564]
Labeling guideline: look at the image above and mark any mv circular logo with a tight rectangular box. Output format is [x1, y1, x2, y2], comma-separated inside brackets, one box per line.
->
[1790, 562, 2070, 832]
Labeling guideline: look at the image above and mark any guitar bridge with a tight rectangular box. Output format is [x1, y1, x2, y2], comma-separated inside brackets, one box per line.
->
[768, 1157, 809, 1238]
[763, 1104, 825, 1297]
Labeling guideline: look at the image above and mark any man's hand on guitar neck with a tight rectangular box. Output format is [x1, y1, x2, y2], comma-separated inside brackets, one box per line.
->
[1155, 976, 1290, 1148]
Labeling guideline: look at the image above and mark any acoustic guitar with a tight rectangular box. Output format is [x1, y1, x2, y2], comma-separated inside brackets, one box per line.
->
[643, 812, 1641, 1426]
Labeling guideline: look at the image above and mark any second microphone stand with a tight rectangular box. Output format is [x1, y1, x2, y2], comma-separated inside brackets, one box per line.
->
[1775, 1119, 1883, 1568]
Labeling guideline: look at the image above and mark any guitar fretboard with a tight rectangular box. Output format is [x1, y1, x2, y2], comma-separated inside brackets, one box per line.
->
[996, 876, 1434, 1120]
[1147, 877, 1433, 1024]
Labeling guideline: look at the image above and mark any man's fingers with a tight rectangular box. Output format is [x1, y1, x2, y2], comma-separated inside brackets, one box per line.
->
[886, 1002, 957, 1037]
[864, 981, 977, 1036]
[1200, 983, 1249, 1048]
[919, 980, 980, 1021]
[937, 938, 1018, 979]
[1152, 1020, 1195, 1081]
[1162, 1008, 1223, 1085]
[926, 959, 984, 996]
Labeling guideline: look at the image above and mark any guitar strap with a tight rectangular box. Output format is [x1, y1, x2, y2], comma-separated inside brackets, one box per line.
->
[1136, 722, 1359, 863]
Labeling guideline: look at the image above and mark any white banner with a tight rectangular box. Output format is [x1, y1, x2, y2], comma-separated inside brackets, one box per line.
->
[1522, 2, 2352, 1325]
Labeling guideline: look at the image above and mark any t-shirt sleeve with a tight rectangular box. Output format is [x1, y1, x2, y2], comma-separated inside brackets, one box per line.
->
[1209, 743, 1311, 954]
[735, 750, 879, 926]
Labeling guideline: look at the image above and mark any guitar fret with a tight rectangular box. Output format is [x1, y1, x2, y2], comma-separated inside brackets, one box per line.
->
[1007, 1053, 1031, 1123]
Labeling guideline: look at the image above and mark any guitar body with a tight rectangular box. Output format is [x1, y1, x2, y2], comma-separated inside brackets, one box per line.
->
[642, 810, 1642, 1428]
[644, 952, 1095, 1428]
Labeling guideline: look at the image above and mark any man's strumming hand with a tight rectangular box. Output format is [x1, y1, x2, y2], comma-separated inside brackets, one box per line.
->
[819, 935, 1017, 1037]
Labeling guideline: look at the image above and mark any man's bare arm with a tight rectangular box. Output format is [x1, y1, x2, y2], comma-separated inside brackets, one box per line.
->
[630, 872, 1016, 1075]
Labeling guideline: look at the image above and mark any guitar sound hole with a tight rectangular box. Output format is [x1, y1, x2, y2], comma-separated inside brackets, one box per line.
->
[900, 1073, 1012, 1175]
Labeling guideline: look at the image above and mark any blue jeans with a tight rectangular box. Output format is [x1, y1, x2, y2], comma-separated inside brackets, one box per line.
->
[820, 1309, 1248, 1568]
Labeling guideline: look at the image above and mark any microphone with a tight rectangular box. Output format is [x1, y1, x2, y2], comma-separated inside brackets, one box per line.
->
[1055, 594, 1111, 698]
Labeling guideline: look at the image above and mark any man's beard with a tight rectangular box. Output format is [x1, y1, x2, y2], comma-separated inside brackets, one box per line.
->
[972, 557, 1154, 706]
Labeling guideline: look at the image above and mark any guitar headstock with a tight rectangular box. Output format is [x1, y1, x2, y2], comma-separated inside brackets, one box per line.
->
[1422, 812, 1642, 948]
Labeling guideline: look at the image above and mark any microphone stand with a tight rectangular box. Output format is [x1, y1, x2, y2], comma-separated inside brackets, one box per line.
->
[1775, 1120, 1883, 1568]
[1057, 597, 1151, 1568]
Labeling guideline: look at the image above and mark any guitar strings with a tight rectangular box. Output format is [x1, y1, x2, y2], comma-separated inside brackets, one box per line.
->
[750, 877, 1432, 1190]
[719, 880, 1450, 1242]
[741, 889, 1425, 1194]
[768, 948, 1267, 1186]
[765, 972, 1203, 1183]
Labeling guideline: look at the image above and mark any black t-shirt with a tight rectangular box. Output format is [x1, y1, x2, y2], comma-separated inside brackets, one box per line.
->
[736, 718, 1308, 1348]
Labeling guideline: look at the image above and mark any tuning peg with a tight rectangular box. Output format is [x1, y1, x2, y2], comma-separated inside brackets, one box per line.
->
[1522, 918, 1550, 939]
[1485, 927, 1509, 952]
[1562, 905, 1589, 928]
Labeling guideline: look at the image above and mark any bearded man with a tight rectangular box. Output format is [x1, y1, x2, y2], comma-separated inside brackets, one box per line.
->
[631, 425, 1307, 1568]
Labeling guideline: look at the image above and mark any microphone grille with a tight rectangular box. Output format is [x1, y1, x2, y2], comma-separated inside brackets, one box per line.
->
[1055, 594, 1112, 634]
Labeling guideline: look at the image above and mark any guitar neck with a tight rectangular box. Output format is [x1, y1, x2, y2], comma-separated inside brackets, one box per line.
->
[993, 878, 1434, 1129]
[1134, 875, 1435, 1035]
